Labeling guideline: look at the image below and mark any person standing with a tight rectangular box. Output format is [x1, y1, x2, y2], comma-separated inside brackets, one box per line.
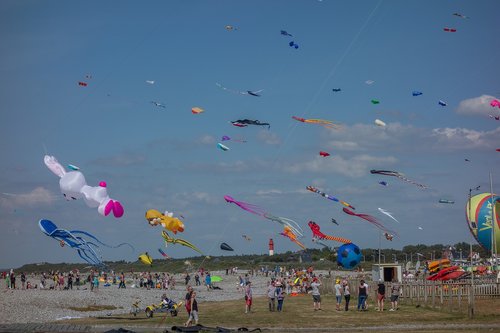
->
[363, 280, 370, 310]
[184, 285, 193, 322]
[389, 279, 401, 311]
[185, 286, 198, 326]
[310, 277, 322, 311]
[205, 272, 212, 291]
[343, 280, 351, 311]
[119, 272, 126, 288]
[267, 281, 276, 311]
[244, 281, 253, 313]
[377, 280, 385, 311]
[334, 279, 342, 311]
[357, 280, 367, 311]
[21, 272, 26, 290]
[67, 273, 73, 290]
[10, 271, 16, 290]
[276, 283, 285, 312]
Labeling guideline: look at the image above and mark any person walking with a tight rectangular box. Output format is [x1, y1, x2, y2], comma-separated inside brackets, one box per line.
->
[185, 286, 198, 326]
[357, 280, 367, 311]
[377, 280, 385, 311]
[118, 272, 126, 288]
[310, 277, 322, 311]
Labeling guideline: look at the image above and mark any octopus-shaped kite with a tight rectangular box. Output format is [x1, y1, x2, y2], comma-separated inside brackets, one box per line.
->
[308, 221, 351, 244]
[146, 209, 185, 234]
[280, 225, 306, 250]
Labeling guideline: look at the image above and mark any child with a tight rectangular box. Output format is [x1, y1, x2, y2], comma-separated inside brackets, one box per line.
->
[276, 284, 285, 312]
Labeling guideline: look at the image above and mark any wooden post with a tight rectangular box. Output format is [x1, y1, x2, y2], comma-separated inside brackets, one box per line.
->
[458, 282, 462, 311]
[432, 281, 435, 309]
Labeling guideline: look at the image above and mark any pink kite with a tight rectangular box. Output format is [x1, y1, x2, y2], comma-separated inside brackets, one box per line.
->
[78, 82, 88, 87]
[490, 99, 500, 108]
[342, 207, 396, 235]
[224, 195, 266, 216]
[443, 27, 457, 32]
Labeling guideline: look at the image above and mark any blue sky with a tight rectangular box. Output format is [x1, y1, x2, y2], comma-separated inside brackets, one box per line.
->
[1, 0, 499, 268]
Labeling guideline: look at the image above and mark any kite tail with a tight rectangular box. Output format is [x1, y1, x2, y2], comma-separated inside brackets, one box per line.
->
[71, 230, 135, 252]
[397, 175, 428, 189]
[342, 207, 393, 234]
[323, 234, 352, 244]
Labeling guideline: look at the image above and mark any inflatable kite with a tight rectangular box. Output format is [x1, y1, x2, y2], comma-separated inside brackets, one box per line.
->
[370, 169, 428, 189]
[343, 208, 397, 235]
[306, 186, 355, 209]
[146, 80, 155, 84]
[67, 164, 80, 171]
[264, 213, 304, 237]
[162, 230, 204, 256]
[44, 155, 124, 218]
[439, 199, 455, 204]
[490, 99, 500, 108]
[292, 116, 341, 129]
[230, 119, 270, 129]
[224, 195, 267, 216]
[308, 221, 351, 244]
[438, 100, 447, 106]
[280, 226, 306, 250]
[374, 119, 386, 127]
[371, 99, 380, 104]
[289, 41, 299, 49]
[465, 192, 500, 253]
[412, 91, 423, 96]
[220, 242, 234, 251]
[384, 232, 394, 241]
[280, 30, 293, 37]
[216, 83, 263, 97]
[337, 243, 362, 270]
[378, 208, 399, 223]
[443, 27, 457, 32]
[39, 219, 133, 266]
[78, 82, 88, 87]
[139, 252, 153, 266]
[379, 181, 388, 186]
[192, 107, 204, 114]
[146, 209, 185, 234]
[332, 88, 342, 92]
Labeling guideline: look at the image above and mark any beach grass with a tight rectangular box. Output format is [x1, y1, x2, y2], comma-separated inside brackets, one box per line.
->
[61, 295, 500, 330]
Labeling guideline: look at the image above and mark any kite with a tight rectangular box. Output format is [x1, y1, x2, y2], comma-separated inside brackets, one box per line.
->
[67, 164, 80, 171]
[151, 101, 166, 108]
[225, 25, 237, 31]
[332, 88, 342, 92]
[289, 41, 299, 49]
[311, 237, 330, 248]
[44, 155, 124, 218]
[331, 218, 339, 225]
[379, 181, 388, 186]
[453, 13, 469, 19]
[438, 100, 447, 106]
[412, 91, 423, 96]
[280, 226, 306, 250]
[319, 151, 330, 157]
[371, 99, 380, 104]
[230, 119, 270, 129]
[306, 185, 355, 209]
[370, 169, 428, 189]
[39, 219, 133, 267]
[162, 230, 204, 256]
[217, 143, 230, 151]
[145, 209, 185, 234]
[343, 207, 396, 235]
[418, 226, 424, 230]
[443, 27, 457, 32]
[220, 242, 234, 251]
[365, 80, 375, 85]
[263, 213, 304, 237]
[384, 232, 394, 241]
[78, 82, 88, 87]
[242, 235, 252, 241]
[489, 115, 500, 120]
[374, 119, 386, 127]
[158, 248, 170, 258]
[292, 116, 341, 129]
[378, 208, 400, 223]
[496, 149, 500, 152]
[146, 80, 155, 85]
[439, 199, 455, 204]
[221, 135, 247, 143]
[308, 221, 351, 243]
[465, 158, 471, 162]
[192, 107, 204, 114]
[224, 195, 267, 216]
[280, 30, 293, 37]
[490, 99, 500, 108]
[216, 83, 263, 97]
[139, 252, 153, 266]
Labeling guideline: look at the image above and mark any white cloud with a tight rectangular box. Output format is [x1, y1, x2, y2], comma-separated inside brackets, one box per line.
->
[1, 187, 56, 209]
[430, 127, 500, 150]
[455, 95, 498, 116]
[199, 135, 216, 145]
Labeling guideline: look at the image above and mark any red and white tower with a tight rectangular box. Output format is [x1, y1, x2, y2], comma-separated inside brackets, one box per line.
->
[269, 238, 274, 256]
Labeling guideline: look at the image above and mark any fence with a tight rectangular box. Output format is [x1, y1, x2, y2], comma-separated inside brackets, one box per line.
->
[319, 276, 499, 315]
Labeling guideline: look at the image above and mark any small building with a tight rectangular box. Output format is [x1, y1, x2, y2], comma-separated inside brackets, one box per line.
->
[372, 263, 403, 282]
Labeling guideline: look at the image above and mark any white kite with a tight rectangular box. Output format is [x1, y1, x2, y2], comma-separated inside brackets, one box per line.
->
[378, 208, 399, 223]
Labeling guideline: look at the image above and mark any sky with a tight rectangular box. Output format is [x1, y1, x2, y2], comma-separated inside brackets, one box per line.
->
[1, 0, 499, 269]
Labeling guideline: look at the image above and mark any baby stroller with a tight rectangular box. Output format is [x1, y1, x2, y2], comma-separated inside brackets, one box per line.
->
[145, 294, 182, 318]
